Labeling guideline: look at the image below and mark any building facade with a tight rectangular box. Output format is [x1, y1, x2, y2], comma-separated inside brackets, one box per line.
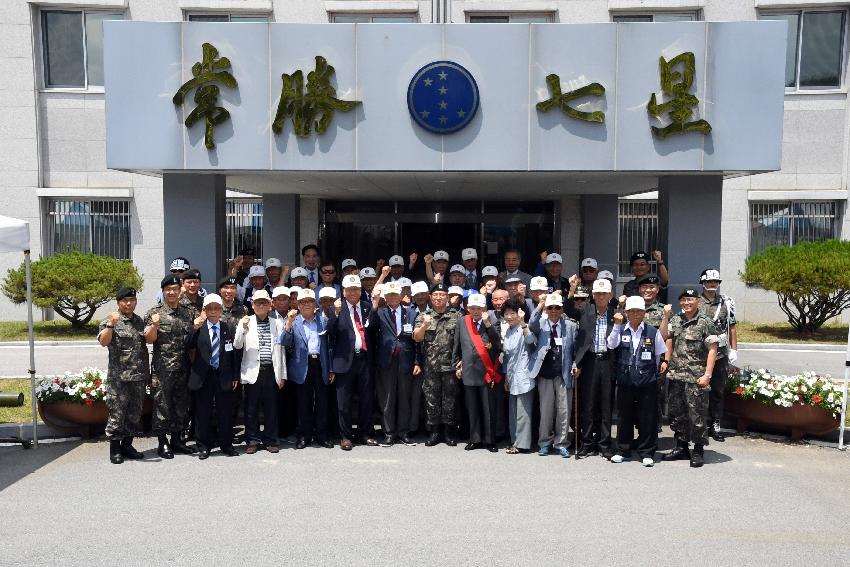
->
[0, 0, 847, 323]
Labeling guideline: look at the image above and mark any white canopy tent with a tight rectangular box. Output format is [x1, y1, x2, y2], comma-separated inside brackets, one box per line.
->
[0, 215, 37, 448]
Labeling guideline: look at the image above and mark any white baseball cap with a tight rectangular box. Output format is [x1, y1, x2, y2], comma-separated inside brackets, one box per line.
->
[203, 293, 223, 308]
[545, 253, 563, 264]
[359, 267, 377, 279]
[450, 264, 465, 274]
[388, 255, 404, 267]
[581, 257, 598, 269]
[272, 286, 290, 298]
[290, 267, 308, 279]
[248, 265, 266, 278]
[288, 285, 303, 295]
[398, 277, 412, 288]
[598, 270, 615, 281]
[462, 248, 478, 261]
[297, 288, 315, 302]
[625, 296, 646, 311]
[252, 289, 271, 303]
[343, 274, 362, 288]
[481, 265, 498, 278]
[382, 282, 402, 297]
[467, 293, 486, 308]
[319, 286, 337, 299]
[530, 276, 548, 291]
[544, 294, 563, 308]
[592, 279, 612, 294]
[433, 250, 449, 262]
[411, 281, 429, 296]
[448, 285, 464, 296]
[265, 257, 282, 268]
[342, 258, 357, 269]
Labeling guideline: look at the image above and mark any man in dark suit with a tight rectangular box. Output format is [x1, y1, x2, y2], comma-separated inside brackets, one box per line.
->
[327, 274, 378, 450]
[188, 293, 240, 459]
[452, 293, 503, 452]
[564, 275, 618, 459]
[373, 281, 419, 446]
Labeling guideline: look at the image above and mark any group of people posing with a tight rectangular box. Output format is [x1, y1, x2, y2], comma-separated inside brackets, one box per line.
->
[98, 245, 737, 469]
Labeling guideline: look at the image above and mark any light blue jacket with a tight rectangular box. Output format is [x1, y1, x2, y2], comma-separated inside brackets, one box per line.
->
[502, 324, 537, 395]
[528, 307, 578, 387]
[278, 314, 331, 385]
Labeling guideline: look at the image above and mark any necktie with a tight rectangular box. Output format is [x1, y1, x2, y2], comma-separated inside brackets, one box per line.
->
[210, 324, 219, 369]
[392, 309, 400, 358]
[309, 271, 316, 284]
[353, 306, 368, 351]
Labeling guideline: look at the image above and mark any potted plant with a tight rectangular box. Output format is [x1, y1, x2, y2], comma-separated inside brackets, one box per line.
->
[725, 368, 843, 441]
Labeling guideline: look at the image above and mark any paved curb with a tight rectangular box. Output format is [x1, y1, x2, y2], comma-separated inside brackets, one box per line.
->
[0, 421, 75, 440]
[738, 342, 846, 351]
[0, 340, 97, 347]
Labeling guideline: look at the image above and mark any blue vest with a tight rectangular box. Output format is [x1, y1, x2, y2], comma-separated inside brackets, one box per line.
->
[615, 324, 658, 386]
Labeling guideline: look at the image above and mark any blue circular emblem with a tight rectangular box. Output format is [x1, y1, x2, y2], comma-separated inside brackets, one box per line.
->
[407, 61, 479, 135]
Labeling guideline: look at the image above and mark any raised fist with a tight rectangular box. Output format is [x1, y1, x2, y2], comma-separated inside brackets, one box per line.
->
[287, 309, 298, 322]
[151, 313, 161, 326]
[663, 304, 673, 316]
[613, 312, 625, 325]
[653, 250, 664, 263]
[433, 272, 443, 283]
[109, 312, 121, 325]
[230, 255, 243, 269]
[618, 295, 627, 307]
[422, 314, 432, 327]
[517, 308, 525, 321]
[537, 293, 547, 307]
[241, 315, 250, 330]
[333, 299, 342, 315]
[381, 265, 391, 276]
[194, 311, 207, 327]
[484, 280, 497, 293]
[424, 254, 434, 265]
[568, 274, 580, 288]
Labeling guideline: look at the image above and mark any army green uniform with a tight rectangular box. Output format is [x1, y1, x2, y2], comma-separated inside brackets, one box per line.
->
[179, 292, 203, 321]
[221, 301, 247, 330]
[99, 314, 148, 440]
[666, 313, 719, 445]
[144, 303, 193, 435]
[415, 307, 460, 430]
[644, 300, 666, 328]
[699, 294, 735, 423]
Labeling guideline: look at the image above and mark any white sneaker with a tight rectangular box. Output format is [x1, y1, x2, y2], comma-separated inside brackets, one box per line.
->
[642, 457, 654, 467]
[610, 454, 625, 463]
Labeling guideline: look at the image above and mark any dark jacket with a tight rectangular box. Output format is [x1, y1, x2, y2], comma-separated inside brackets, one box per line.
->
[374, 304, 417, 374]
[563, 298, 618, 367]
[188, 320, 237, 391]
[327, 299, 377, 374]
[452, 312, 502, 386]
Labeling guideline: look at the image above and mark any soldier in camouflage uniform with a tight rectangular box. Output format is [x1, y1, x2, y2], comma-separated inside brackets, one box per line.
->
[218, 275, 248, 430]
[178, 269, 205, 320]
[97, 287, 149, 464]
[413, 283, 460, 447]
[638, 274, 672, 430]
[144, 275, 196, 459]
[662, 288, 719, 468]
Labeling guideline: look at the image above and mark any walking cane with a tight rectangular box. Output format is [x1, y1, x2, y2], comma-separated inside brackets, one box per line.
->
[574, 365, 580, 460]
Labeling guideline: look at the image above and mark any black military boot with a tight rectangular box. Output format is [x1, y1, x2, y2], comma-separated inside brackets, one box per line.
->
[157, 434, 174, 459]
[171, 433, 198, 454]
[690, 444, 705, 468]
[443, 425, 457, 447]
[110, 440, 124, 464]
[121, 437, 144, 460]
[710, 420, 725, 442]
[425, 429, 441, 447]
[662, 437, 691, 461]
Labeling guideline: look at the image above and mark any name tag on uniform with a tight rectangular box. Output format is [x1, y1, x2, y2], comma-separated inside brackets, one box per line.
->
[641, 350, 652, 361]
[224, 342, 234, 352]
[554, 337, 564, 346]
[403, 323, 413, 333]
[621, 336, 630, 343]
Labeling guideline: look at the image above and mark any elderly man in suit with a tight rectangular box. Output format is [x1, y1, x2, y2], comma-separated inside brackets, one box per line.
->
[328, 274, 378, 450]
[564, 275, 619, 459]
[279, 288, 333, 449]
[529, 292, 579, 457]
[453, 293, 502, 453]
[188, 294, 239, 459]
[234, 290, 286, 454]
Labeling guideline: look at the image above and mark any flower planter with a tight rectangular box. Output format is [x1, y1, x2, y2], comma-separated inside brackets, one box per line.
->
[38, 398, 153, 438]
[724, 393, 840, 441]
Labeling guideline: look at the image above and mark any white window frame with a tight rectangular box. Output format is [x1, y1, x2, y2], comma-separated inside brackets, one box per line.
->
[466, 13, 555, 23]
[610, 11, 700, 22]
[37, 8, 125, 93]
[185, 12, 271, 22]
[759, 8, 849, 94]
[330, 13, 419, 23]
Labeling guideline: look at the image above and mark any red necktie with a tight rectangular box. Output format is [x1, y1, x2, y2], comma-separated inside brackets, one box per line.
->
[353, 305, 368, 351]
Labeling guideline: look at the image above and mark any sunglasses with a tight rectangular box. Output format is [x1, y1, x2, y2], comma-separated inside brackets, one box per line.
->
[546, 306, 563, 310]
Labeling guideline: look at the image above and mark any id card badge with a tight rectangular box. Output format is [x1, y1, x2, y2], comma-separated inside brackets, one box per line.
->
[640, 350, 652, 361]
[403, 323, 413, 334]
[224, 341, 234, 352]
[621, 335, 630, 344]
[554, 337, 564, 346]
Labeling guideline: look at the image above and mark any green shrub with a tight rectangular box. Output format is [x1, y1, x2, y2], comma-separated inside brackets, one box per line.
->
[2, 251, 143, 329]
[741, 240, 850, 334]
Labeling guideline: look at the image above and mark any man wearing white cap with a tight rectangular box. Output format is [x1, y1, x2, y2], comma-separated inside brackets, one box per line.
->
[188, 294, 239, 459]
[543, 253, 570, 293]
[289, 266, 310, 291]
[424, 250, 450, 285]
[565, 274, 618, 459]
[410, 281, 430, 315]
[328, 274, 378, 450]
[607, 296, 667, 466]
[579, 258, 599, 288]
[452, 293, 502, 452]
[243, 265, 272, 315]
[341, 258, 359, 277]
[387, 255, 407, 282]
[461, 248, 479, 291]
[265, 257, 285, 288]
[527, 276, 549, 319]
[271, 285, 297, 441]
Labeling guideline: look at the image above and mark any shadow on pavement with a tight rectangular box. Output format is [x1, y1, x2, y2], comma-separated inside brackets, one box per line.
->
[0, 440, 81, 492]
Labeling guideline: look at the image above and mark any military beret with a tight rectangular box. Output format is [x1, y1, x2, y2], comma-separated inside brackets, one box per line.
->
[218, 275, 238, 288]
[430, 283, 449, 294]
[630, 251, 649, 263]
[181, 269, 202, 281]
[638, 274, 660, 286]
[116, 287, 136, 301]
[679, 288, 700, 299]
[160, 275, 181, 289]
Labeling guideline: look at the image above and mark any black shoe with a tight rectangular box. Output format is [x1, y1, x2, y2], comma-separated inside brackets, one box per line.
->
[690, 444, 705, 468]
[600, 449, 614, 461]
[320, 439, 334, 449]
[464, 442, 479, 451]
[156, 435, 174, 460]
[121, 437, 144, 460]
[109, 440, 124, 464]
[295, 438, 307, 450]
[221, 446, 240, 457]
[380, 435, 394, 447]
[171, 434, 198, 454]
[198, 445, 210, 460]
[710, 421, 726, 442]
[357, 436, 379, 447]
[576, 445, 598, 458]
[425, 431, 441, 447]
[486, 444, 498, 453]
[399, 435, 416, 446]
[663, 440, 691, 462]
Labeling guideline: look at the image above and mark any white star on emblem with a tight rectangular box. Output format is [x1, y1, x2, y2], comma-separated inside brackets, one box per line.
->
[457, 109, 466, 118]
[438, 86, 448, 95]
[420, 110, 430, 118]
[438, 71, 447, 80]
[423, 77, 433, 86]
[439, 116, 448, 124]
[439, 101, 448, 110]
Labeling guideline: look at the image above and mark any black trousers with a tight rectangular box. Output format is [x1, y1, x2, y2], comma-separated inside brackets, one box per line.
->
[194, 370, 234, 450]
[615, 382, 658, 458]
[709, 357, 728, 422]
[244, 366, 279, 446]
[296, 357, 329, 441]
[578, 353, 613, 451]
[465, 384, 498, 445]
[277, 376, 299, 438]
[335, 353, 374, 440]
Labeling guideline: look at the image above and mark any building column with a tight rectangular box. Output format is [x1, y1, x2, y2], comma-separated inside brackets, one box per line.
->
[581, 194, 620, 277]
[658, 175, 723, 299]
[262, 194, 299, 266]
[162, 173, 226, 292]
[558, 196, 581, 274]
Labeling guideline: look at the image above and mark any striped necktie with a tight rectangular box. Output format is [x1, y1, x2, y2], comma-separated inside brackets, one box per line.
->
[210, 324, 219, 369]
